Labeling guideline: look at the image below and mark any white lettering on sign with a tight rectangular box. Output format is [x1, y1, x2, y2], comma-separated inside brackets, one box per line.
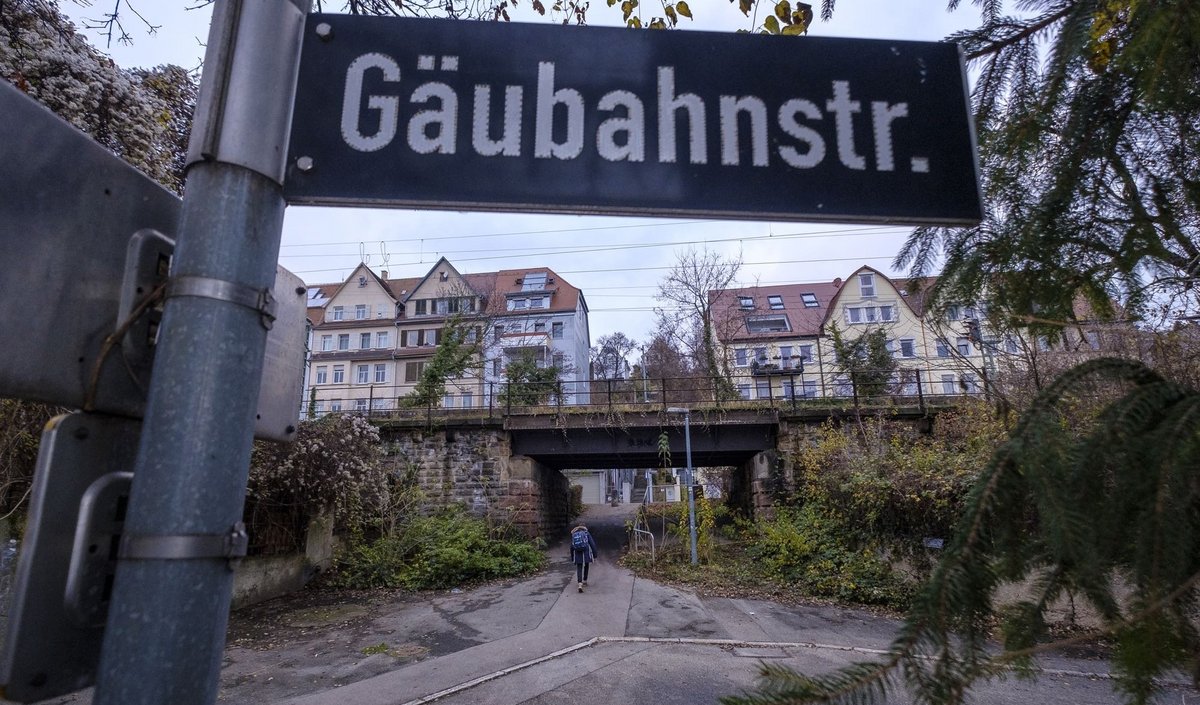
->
[338, 56, 927, 173]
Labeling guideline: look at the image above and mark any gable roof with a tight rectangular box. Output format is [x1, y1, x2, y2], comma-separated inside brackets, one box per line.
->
[709, 281, 842, 343]
[321, 262, 399, 308]
[399, 257, 478, 304]
[819, 266, 923, 328]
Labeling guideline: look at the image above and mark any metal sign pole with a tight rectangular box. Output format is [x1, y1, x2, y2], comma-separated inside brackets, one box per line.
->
[93, 1, 309, 704]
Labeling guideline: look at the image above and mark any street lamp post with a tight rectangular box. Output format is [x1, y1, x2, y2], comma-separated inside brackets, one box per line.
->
[666, 407, 699, 565]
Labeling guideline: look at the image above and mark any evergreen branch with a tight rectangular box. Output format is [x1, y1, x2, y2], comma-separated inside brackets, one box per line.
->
[964, 6, 1074, 61]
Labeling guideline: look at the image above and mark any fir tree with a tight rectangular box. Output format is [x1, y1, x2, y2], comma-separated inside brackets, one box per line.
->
[896, 0, 1200, 325]
[723, 358, 1200, 705]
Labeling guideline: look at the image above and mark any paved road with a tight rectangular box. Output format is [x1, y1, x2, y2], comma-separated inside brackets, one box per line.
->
[35, 504, 1199, 705]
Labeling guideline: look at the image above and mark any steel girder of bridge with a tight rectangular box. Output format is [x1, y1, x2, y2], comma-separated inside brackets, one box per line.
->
[506, 410, 778, 470]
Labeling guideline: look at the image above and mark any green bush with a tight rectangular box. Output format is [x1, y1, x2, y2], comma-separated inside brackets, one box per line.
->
[334, 506, 544, 590]
[750, 505, 913, 607]
[568, 484, 584, 521]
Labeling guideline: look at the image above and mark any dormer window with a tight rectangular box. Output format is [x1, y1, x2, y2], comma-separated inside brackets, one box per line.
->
[738, 296, 754, 310]
[801, 293, 819, 308]
[521, 272, 548, 291]
[768, 295, 784, 310]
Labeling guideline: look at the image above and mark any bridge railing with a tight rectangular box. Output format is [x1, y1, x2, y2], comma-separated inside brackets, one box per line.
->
[306, 366, 989, 421]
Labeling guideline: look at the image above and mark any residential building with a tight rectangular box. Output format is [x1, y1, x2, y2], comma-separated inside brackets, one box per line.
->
[709, 266, 991, 401]
[304, 258, 590, 416]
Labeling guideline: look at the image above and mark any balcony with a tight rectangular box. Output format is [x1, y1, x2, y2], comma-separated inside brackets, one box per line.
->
[750, 359, 806, 376]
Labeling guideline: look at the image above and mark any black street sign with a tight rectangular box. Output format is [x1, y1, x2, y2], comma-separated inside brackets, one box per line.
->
[286, 15, 981, 225]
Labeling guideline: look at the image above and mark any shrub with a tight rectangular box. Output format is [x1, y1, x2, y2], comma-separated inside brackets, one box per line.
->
[750, 505, 913, 607]
[334, 506, 544, 590]
[568, 484, 583, 521]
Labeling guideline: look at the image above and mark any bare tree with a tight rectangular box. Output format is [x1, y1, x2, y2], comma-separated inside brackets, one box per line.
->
[654, 247, 742, 389]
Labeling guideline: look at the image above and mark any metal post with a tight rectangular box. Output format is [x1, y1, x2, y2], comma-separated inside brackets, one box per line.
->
[682, 410, 698, 565]
[917, 370, 926, 413]
[488, 381, 494, 419]
[606, 378, 613, 412]
[93, 2, 308, 704]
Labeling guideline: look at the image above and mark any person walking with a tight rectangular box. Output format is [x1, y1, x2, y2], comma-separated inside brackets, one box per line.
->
[569, 524, 597, 593]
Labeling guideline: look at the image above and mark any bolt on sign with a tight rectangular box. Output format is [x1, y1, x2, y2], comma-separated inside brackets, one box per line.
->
[285, 15, 982, 225]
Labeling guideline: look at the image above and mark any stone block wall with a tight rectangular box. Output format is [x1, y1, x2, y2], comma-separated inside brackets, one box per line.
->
[381, 426, 512, 516]
[378, 425, 568, 540]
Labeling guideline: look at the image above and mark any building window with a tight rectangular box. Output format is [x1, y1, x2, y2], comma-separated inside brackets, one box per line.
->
[779, 346, 793, 367]
[753, 347, 768, 364]
[534, 322, 546, 333]
[865, 306, 877, 323]
[462, 391, 474, 408]
[834, 375, 853, 397]
[522, 272, 548, 291]
[443, 393, 455, 408]
[1005, 336, 1020, 354]
[552, 322, 564, 339]
[956, 337, 971, 355]
[782, 381, 794, 399]
[404, 361, 425, 382]
[321, 335, 333, 351]
[553, 351, 565, 369]
[859, 272, 875, 297]
[846, 307, 862, 324]
[798, 344, 814, 363]
[961, 374, 980, 394]
[941, 374, 955, 395]
[1084, 330, 1100, 350]
[946, 304, 961, 321]
[358, 276, 368, 288]
[530, 297, 546, 309]
[1037, 335, 1052, 351]
[936, 340, 950, 358]
[360, 332, 371, 349]
[899, 338, 916, 358]
[737, 384, 751, 400]
[801, 293, 819, 308]
[755, 380, 770, 399]
[492, 359, 502, 377]
[415, 299, 427, 316]
[436, 299, 449, 315]
[494, 324, 505, 341]
[333, 365, 345, 383]
[885, 338, 896, 356]
[356, 365, 369, 384]
[371, 398, 387, 410]
[513, 299, 527, 310]
[746, 315, 790, 333]
[376, 331, 390, 348]
[313, 400, 325, 417]
[331, 306, 344, 321]
[354, 398, 367, 412]
[734, 349, 748, 367]
[802, 380, 818, 398]
[338, 334, 350, 350]
[315, 366, 328, 384]
[330, 399, 342, 412]
[355, 304, 367, 320]
[738, 296, 754, 310]
[879, 305, 894, 322]
[375, 364, 387, 383]
[768, 295, 784, 310]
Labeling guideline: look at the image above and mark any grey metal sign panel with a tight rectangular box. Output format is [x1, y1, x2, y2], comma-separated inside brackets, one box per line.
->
[286, 15, 982, 225]
[0, 81, 305, 441]
[0, 413, 140, 702]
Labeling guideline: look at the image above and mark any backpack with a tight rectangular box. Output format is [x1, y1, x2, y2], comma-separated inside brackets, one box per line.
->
[571, 529, 590, 551]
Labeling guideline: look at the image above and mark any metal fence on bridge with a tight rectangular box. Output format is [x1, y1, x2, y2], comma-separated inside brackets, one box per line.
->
[304, 366, 986, 421]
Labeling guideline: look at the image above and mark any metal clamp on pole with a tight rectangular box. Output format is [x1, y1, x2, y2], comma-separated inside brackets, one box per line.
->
[166, 275, 277, 330]
[119, 522, 249, 571]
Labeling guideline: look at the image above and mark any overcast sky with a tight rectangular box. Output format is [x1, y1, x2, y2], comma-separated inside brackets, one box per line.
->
[60, 0, 980, 348]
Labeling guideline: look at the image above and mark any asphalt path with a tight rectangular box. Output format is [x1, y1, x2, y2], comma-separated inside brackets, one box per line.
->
[32, 503, 1199, 705]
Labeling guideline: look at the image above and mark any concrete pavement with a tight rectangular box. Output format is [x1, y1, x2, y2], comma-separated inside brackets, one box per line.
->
[33, 503, 1199, 705]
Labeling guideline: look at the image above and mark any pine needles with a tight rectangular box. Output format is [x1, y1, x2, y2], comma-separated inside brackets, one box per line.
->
[723, 358, 1200, 705]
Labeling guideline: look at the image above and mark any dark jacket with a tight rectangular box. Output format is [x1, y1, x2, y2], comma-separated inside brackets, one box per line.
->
[569, 527, 598, 564]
